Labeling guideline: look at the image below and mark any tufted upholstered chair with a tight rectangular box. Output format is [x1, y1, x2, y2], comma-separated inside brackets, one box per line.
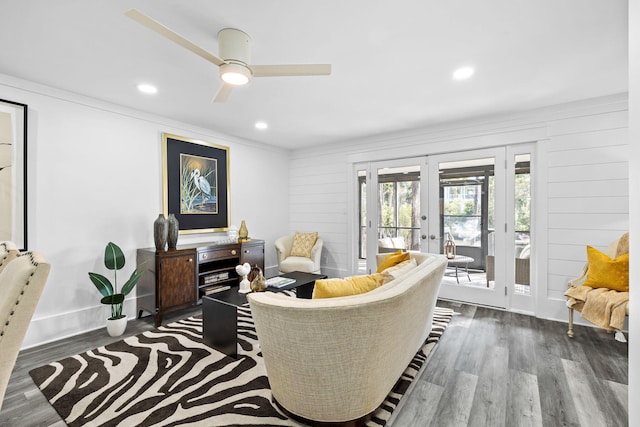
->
[0, 241, 19, 275]
[0, 251, 51, 410]
[275, 234, 323, 274]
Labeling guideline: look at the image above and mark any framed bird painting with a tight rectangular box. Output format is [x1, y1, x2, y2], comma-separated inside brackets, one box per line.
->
[162, 133, 230, 234]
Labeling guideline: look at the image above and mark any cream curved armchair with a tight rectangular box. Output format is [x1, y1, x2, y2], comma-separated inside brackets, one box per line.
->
[0, 251, 51, 410]
[0, 241, 19, 275]
[565, 233, 629, 339]
[275, 234, 323, 274]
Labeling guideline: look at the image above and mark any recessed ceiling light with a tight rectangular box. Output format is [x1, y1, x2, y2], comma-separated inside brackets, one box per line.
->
[453, 67, 474, 80]
[255, 121, 268, 130]
[137, 83, 158, 94]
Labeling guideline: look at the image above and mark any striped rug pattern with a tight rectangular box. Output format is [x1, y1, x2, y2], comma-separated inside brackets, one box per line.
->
[30, 306, 453, 427]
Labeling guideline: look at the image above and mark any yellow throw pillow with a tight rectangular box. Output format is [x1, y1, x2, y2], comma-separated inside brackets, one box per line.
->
[583, 246, 629, 292]
[290, 232, 318, 258]
[312, 274, 384, 298]
[376, 250, 410, 273]
[381, 258, 418, 283]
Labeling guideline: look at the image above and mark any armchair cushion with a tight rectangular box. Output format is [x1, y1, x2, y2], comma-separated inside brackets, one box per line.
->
[583, 246, 629, 292]
[290, 232, 318, 258]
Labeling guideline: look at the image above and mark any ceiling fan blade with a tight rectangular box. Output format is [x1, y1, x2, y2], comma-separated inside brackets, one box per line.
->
[125, 9, 226, 67]
[212, 83, 234, 103]
[250, 64, 331, 77]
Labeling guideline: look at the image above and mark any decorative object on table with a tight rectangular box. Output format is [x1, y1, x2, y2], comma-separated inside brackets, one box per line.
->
[235, 262, 251, 294]
[227, 224, 238, 241]
[265, 276, 297, 289]
[162, 133, 230, 234]
[153, 213, 168, 250]
[88, 242, 145, 337]
[444, 232, 456, 259]
[250, 266, 267, 292]
[0, 99, 28, 250]
[167, 213, 179, 249]
[238, 220, 250, 242]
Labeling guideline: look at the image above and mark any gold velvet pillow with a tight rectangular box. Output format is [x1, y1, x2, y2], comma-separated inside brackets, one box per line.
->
[312, 274, 384, 298]
[289, 232, 318, 258]
[376, 250, 410, 273]
[583, 246, 629, 292]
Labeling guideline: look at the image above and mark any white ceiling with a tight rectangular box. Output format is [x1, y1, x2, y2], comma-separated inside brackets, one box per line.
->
[0, 0, 628, 149]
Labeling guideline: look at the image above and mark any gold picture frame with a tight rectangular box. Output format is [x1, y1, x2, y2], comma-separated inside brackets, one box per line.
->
[162, 133, 230, 234]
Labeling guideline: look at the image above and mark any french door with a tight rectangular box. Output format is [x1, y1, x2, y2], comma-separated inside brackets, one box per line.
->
[354, 145, 533, 310]
[427, 148, 507, 308]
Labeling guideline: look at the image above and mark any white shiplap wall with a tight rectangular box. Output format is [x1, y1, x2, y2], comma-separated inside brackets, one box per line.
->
[289, 94, 628, 320]
[544, 114, 628, 321]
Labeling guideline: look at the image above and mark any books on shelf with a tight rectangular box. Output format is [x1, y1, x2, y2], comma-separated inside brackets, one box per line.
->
[203, 271, 230, 285]
[203, 284, 231, 295]
[266, 276, 296, 289]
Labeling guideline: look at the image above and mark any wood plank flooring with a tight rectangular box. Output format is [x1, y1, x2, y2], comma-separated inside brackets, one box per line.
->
[392, 301, 628, 427]
[0, 301, 628, 427]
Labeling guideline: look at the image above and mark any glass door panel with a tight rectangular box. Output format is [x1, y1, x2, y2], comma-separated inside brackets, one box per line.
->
[377, 165, 421, 252]
[357, 168, 367, 274]
[428, 149, 507, 308]
[360, 159, 426, 274]
[514, 154, 531, 294]
[509, 145, 534, 313]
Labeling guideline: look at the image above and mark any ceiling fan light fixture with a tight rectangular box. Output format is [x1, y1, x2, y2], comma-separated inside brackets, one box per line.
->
[220, 63, 251, 86]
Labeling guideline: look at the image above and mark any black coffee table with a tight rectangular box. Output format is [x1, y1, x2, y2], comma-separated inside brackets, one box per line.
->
[202, 271, 327, 358]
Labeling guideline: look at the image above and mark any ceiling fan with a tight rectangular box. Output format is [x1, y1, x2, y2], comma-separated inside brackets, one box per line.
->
[125, 9, 332, 102]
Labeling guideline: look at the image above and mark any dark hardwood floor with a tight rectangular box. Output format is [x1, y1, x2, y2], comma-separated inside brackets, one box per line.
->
[0, 302, 628, 427]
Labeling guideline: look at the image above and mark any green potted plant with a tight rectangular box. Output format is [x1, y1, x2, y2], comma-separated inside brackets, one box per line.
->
[89, 242, 144, 336]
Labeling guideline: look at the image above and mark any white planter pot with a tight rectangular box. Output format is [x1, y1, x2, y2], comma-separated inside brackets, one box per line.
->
[106, 315, 128, 337]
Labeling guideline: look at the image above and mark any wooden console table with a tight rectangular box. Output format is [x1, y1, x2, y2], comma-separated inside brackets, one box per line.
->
[136, 240, 264, 326]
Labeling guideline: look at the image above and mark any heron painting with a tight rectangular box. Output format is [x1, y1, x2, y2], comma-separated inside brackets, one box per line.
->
[179, 153, 218, 214]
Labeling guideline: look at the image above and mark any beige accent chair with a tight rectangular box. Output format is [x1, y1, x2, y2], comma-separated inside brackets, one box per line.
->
[0, 251, 51, 410]
[274, 234, 323, 274]
[566, 233, 629, 339]
[248, 252, 446, 424]
[0, 241, 19, 275]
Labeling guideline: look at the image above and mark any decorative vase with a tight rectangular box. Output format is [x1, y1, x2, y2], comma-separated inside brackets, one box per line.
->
[153, 214, 168, 250]
[167, 214, 179, 249]
[106, 315, 127, 337]
[238, 220, 249, 242]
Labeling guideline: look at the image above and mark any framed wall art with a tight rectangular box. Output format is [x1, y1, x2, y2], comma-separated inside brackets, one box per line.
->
[162, 133, 230, 234]
[0, 99, 27, 250]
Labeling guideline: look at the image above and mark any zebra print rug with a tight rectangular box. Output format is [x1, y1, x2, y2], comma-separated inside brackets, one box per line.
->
[30, 306, 453, 427]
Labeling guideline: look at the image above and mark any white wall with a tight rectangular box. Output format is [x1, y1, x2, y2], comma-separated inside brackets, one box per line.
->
[0, 74, 290, 348]
[290, 94, 629, 322]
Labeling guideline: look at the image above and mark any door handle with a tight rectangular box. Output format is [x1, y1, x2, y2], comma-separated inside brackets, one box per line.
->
[430, 234, 439, 240]
[421, 234, 427, 240]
